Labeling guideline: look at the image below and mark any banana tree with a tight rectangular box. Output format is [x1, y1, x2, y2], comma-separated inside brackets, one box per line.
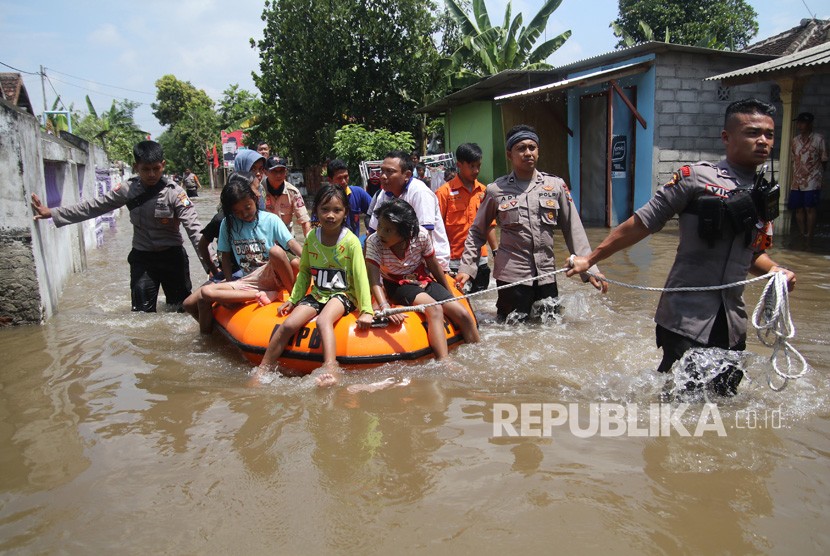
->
[44, 97, 70, 134]
[82, 96, 147, 162]
[443, 0, 571, 89]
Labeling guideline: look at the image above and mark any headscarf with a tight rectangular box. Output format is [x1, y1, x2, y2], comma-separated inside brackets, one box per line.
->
[233, 148, 266, 173]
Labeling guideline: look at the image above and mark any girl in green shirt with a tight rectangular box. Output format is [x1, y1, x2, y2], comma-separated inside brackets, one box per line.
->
[257, 185, 374, 386]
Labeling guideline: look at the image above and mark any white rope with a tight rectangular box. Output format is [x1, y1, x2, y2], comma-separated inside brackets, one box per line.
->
[751, 271, 808, 391]
[375, 267, 569, 317]
[374, 265, 809, 390]
[582, 271, 775, 292]
[376, 269, 774, 317]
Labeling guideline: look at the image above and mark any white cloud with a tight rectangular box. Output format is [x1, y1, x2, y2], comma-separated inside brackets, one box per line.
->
[87, 23, 120, 45]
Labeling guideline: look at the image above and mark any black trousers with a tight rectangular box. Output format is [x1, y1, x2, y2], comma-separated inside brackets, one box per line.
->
[128, 247, 192, 312]
[655, 305, 746, 395]
[495, 280, 559, 323]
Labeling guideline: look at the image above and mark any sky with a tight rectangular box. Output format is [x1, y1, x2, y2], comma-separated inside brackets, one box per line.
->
[1, 0, 825, 139]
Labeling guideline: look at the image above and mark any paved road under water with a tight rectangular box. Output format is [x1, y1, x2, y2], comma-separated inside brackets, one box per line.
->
[1, 190, 829, 553]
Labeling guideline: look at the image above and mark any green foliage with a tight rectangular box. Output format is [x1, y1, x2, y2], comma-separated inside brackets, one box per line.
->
[253, 0, 438, 168]
[611, 0, 758, 50]
[149, 74, 221, 179]
[611, 20, 671, 47]
[156, 102, 220, 178]
[73, 97, 147, 163]
[151, 74, 214, 127]
[217, 84, 261, 130]
[443, 0, 571, 90]
[332, 124, 415, 175]
[44, 96, 70, 134]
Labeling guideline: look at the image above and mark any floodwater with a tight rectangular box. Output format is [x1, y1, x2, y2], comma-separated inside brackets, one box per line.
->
[1, 190, 829, 554]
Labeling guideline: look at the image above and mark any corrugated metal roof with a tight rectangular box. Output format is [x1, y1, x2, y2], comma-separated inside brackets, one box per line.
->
[418, 70, 556, 114]
[553, 41, 771, 74]
[419, 42, 772, 114]
[707, 40, 830, 83]
[495, 60, 653, 101]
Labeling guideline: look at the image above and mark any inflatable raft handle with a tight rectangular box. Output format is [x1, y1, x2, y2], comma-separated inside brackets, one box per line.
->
[371, 317, 390, 328]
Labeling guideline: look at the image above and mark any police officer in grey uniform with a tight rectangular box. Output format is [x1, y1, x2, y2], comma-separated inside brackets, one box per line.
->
[568, 99, 796, 396]
[456, 124, 606, 322]
[31, 141, 204, 313]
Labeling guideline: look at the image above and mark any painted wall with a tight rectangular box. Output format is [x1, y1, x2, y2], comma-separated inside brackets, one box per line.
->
[446, 101, 505, 185]
[566, 55, 657, 216]
[0, 99, 111, 324]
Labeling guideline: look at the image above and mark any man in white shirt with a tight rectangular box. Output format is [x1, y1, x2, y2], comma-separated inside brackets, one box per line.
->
[367, 150, 451, 271]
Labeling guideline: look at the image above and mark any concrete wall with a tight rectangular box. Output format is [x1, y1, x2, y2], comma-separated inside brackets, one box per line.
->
[652, 51, 772, 193]
[0, 99, 111, 325]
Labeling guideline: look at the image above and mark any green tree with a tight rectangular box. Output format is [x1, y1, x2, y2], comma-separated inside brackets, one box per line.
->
[253, 0, 438, 167]
[157, 102, 220, 178]
[443, 0, 571, 89]
[151, 74, 214, 127]
[611, 0, 758, 50]
[217, 84, 272, 154]
[74, 97, 147, 163]
[151, 74, 220, 179]
[332, 124, 415, 176]
[217, 84, 260, 130]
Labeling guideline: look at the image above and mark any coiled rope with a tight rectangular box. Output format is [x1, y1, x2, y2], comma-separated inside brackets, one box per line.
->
[374, 264, 807, 390]
[750, 271, 807, 391]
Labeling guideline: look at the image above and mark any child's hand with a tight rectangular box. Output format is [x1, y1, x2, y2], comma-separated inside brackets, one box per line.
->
[388, 312, 406, 325]
[356, 312, 374, 329]
[278, 301, 295, 316]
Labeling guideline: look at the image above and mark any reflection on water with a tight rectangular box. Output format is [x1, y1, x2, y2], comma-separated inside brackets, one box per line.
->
[1, 190, 829, 553]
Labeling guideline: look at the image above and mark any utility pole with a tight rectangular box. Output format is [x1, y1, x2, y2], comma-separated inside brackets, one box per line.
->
[40, 65, 47, 117]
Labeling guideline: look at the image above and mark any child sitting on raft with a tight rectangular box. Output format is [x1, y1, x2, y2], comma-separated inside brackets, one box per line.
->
[183, 175, 302, 333]
[364, 198, 479, 360]
[255, 185, 375, 386]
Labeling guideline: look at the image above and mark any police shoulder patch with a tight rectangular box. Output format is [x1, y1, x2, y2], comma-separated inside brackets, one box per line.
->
[664, 173, 681, 188]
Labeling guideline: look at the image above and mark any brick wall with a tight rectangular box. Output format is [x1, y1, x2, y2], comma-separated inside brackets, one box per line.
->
[652, 52, 772, 191]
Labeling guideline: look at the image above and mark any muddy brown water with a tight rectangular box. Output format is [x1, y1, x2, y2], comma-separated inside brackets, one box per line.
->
[1, 190, 829, 553]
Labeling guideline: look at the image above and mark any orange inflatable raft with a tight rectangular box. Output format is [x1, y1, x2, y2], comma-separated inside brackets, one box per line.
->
[213, 282, 477, 374]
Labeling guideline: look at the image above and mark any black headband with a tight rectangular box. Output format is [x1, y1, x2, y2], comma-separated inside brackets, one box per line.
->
[506, 130, 539, 151]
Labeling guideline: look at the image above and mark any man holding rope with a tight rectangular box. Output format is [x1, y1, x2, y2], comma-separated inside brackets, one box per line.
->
[568, 98, 796, 396]
[456, 124, 606, 323]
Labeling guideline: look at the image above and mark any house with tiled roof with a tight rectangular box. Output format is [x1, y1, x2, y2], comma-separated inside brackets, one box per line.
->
[742, 18, 830, 56]
[707, 23, 830, 220]
[0, 73, 34, 115]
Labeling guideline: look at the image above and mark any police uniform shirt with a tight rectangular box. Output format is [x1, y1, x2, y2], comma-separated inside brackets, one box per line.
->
[458, 169, 598, 284]
[51, 176, 203, 253]
[264, 180, 311, 232]
[635, 159, 769, 347]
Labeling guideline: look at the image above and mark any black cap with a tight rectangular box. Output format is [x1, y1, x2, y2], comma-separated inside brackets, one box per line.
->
[794, 112, 814, 123]
[266, 156, 288, 170]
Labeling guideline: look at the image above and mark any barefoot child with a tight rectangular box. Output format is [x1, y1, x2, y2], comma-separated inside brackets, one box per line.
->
[256, 185, 374, 385]
[365, 198, 479, 360]
[183, 177, 302, 333]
